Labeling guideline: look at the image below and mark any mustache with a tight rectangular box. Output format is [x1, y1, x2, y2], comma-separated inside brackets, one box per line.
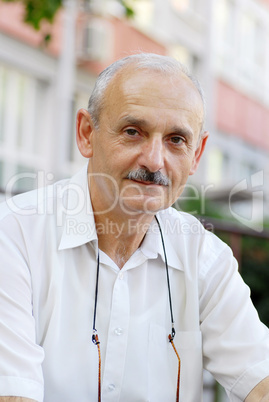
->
[126, 169, 171, 186]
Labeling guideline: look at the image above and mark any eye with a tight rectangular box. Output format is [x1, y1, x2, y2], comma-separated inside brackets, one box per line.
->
[170, 136, 184, 144]
[124, 128, 139, 136]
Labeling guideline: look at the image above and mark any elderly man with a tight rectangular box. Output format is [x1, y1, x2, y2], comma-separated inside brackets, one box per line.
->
[0, 53, 269, 402]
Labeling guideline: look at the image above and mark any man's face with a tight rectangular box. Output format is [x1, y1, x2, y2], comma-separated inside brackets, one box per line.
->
[86, 66, 207, 217]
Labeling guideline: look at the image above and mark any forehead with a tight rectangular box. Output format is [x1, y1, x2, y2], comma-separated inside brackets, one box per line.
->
[102, 66, 204, 130]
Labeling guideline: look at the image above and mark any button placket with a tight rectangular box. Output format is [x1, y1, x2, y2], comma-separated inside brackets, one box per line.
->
[102, 273, 130, 400]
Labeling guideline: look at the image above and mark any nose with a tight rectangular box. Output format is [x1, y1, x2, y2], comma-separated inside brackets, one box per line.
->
[138, 136, 165, 172]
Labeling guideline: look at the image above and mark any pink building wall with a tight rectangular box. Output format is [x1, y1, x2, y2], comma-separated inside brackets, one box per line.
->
[77, 16, 166, 75]
[0, 1, 62, 56]
[260, 0, 269, 7]
[216, 80, 269, 151]
[0, 1, 166, 76]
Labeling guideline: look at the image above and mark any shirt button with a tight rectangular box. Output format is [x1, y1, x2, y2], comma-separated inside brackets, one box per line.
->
[108, 384, 115, 391]
[114, 327, 123, 336]
[118, 272, 124, 280]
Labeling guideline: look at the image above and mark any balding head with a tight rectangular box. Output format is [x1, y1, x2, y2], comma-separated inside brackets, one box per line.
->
[88, 53, 206, 134]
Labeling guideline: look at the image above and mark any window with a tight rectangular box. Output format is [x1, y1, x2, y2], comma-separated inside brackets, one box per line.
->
[240, 14, 256, 63]
[239, 13, 266, 82]
[254, 22, 265, 67]
[170, 0, 190, 12]
[207, 148, 224, 186]
[170, 0, 200, 13]
[0, 64, 49, 191]
[132, 0, 153, 29]
[0, 66, 7, 143]
[170, 45, 192, 69]
[215, 0, 236, 46]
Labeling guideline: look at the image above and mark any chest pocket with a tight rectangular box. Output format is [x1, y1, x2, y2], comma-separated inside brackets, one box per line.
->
[148, 323, 203, 402]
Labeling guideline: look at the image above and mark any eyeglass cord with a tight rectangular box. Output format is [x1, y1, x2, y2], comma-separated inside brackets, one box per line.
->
[92, 216, 180, 402]
[155, 216, 181, 402]
[92, 252, 101, 402]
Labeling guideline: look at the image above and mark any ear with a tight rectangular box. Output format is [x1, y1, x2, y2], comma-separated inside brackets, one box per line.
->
[189, 131, 209, 176]
[76, 108, 95, 158]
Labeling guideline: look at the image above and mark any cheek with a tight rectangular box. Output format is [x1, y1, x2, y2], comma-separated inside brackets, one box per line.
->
[169, 157, 192, 179]
[170, 166, 192, 196]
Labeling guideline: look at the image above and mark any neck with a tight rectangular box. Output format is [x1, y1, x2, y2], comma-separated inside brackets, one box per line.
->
[94, 212, 154, 269]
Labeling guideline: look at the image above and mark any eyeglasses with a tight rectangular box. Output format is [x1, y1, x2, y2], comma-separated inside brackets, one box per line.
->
[92, 216, 181, 402]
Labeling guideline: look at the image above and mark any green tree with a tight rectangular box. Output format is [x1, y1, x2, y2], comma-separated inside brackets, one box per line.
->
[2, 0, 135, 31]
[240, 236, 269, 327]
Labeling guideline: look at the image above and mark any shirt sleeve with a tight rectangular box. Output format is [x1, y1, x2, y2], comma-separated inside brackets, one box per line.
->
[199, 236, 269, 402]
[0, 213, 44, 402]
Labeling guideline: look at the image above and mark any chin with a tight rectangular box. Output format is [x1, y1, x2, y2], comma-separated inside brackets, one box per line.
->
[121, 199, 167, 216]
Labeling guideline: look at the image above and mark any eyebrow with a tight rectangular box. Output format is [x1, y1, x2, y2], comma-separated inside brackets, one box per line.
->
[119, 116, 194, 139]
[169, 125, 193, 139]
[119, 116, 149, 128]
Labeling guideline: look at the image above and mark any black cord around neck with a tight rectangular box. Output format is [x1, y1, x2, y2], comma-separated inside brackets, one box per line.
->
[92, 217, 176, 342]
[92, 252, 100, 345]
[155, 216, 176, 340]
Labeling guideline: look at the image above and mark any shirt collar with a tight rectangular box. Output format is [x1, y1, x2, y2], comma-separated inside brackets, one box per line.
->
[140, 214, 184, 271]
[58, 164, 98, 251]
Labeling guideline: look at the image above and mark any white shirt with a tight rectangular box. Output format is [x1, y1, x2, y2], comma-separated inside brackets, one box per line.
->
[0, 164, 269, 402]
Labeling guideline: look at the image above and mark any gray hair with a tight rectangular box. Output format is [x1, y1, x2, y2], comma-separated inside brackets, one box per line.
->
[88, 53, 206, 132]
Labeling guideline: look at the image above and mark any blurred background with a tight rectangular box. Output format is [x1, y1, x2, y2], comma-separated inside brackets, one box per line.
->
[0, 0, 269, 400]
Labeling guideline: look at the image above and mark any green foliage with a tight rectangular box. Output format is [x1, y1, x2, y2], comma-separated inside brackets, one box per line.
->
[174, 197, 223, 220]
[2, 0, 136, 31]
[119, 0, 135, 17]
[2, 0, 62, 30]
[240, 236, 269, 327]
[215, 231, 269, 327]
[174, 190, 229, 221]
[25, 0, 62, 30]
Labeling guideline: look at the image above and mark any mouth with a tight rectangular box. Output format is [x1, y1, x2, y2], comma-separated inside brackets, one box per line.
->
[129, 178, 164, 186]
[131, 179, 160, 186]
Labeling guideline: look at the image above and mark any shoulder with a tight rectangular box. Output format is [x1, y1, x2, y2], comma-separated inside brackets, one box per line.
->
[0, 164, 89, 225]
[157, 207, 233, 274]
[0, 177, 71, 222]
[158, 207, 227, 251]
[0, 177, 72, 256]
